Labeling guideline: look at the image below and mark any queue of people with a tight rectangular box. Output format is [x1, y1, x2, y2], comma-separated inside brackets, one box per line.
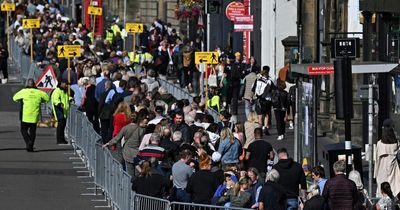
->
[8, 1, 400, 210]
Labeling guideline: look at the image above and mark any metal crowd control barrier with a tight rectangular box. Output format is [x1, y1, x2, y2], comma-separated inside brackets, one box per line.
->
[66, 104, 253, 210]
[170, 202, 252, 210]
[133, 193, 170, 210]
[157, 78, 221, 123]
[10, 39, 44, 83]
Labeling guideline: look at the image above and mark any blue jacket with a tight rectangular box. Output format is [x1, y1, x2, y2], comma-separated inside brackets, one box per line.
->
[218, 138, 240, 164]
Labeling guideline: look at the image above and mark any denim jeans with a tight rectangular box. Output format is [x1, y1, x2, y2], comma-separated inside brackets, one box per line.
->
[244, 99, 254, 118]
[287, 198, 299, 210]
[175, 188, 191, 203]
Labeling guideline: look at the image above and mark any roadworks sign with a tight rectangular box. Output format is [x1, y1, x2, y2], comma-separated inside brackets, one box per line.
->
[57, 45, 81, 58]
[1, 3, 15, 11]
[126, 23, 144, 33]
[88, 6, 102, 15]
[35, 65, 58, 92]
[22, 19, 40, 28]
[195, 52, 219, 65]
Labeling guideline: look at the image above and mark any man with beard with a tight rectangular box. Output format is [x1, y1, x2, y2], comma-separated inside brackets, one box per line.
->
[51, 80, 71, 144]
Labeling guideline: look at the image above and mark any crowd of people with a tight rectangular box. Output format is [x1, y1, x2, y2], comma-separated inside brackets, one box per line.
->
[8, 0, 400, 210]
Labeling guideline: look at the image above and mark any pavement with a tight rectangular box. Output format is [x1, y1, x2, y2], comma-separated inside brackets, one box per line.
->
[0, 61, 110, 210]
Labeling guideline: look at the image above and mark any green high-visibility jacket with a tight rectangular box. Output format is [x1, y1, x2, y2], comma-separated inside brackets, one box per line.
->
[207, 95, 221, 112]
[51, 87, 70, 120]
[13, 87, 50, 123]
[106, 31, 114, 43]
[111, 24, 121, 36]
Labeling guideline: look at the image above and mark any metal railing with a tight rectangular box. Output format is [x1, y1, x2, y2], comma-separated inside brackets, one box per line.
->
[10, 39, 43, 83]
[157, 78, 221, 123]
[66, 104, 252, 210]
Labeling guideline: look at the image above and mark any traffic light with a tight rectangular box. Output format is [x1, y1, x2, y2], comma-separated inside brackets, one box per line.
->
[206, 0, 221, 14]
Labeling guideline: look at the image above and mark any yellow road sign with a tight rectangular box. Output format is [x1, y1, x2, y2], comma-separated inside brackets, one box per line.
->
[88, 6, 102, 15]
[126, 23, 144, 33]
[22, 19, 40, 28]
[57, 45, 81, 58]
[1, 3, 15, 11]
[195, 52, 219, 64]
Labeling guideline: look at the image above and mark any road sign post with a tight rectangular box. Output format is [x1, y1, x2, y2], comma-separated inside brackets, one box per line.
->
[6, 11, 9, 56]
[205, 65, 208, 108]
[126, 23, 144, 62]
[88, 6, 102, 38]
[58, 45, 81, 97]
[22, 19, 40, 62]
[194, 51, 219, 108]
[1, 3, 15, 59]
[30, 28, 33, 62]
[67, 58, 71, 96]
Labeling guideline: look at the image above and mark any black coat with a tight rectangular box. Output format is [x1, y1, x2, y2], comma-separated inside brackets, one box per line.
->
[98, 89, 113, 120]
[131, 173, 170, 198]
[303, 195, 327, 210]
[83, 84, 98, 113]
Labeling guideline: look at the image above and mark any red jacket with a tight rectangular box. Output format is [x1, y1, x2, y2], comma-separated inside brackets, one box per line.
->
[112, 113, 131, 137]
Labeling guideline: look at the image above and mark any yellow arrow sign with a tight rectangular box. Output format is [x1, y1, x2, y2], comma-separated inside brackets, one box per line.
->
[88, 6, 102, 15]
[1, 3, 15, 11]
[22, 19, 40, 29]
[125, 23, 144, 33]
[195, 52, 219, 65]
[57, 45, 81, 58]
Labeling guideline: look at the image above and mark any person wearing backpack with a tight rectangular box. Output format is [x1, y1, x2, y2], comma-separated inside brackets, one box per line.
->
[272, 79, 289, 141]
[252, 66, 275, 135]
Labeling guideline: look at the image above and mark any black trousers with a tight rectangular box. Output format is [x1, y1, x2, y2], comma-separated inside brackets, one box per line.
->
[100, 119, 111, 144]
[21, 122, 37, 149]
[274, 110, 286, 136]
[86, 111, 100, 134]
[1, 60, 8, 79]
[56, 118, 67, 143]
[230, 85, 240, 115]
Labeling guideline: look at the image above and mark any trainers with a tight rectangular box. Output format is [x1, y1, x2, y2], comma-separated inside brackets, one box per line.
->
[26, 148, 34, 152]
[277, 135, 284, 141]
[288, 124, 294, 130]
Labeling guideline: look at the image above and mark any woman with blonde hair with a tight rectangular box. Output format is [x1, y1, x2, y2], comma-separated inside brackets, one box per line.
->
[349, 170, 372, 210]
[218, 177, 252, 208]
[218, 128, 241, 168]
[244, 111, 262, 148]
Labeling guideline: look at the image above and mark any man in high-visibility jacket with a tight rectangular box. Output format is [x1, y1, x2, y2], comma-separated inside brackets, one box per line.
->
[13, 78, 50, 152]
[51, 80, 70, 144]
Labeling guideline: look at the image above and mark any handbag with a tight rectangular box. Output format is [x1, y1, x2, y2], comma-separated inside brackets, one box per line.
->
[208, 73, 218, 87]
[207, 68, 218, 87]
